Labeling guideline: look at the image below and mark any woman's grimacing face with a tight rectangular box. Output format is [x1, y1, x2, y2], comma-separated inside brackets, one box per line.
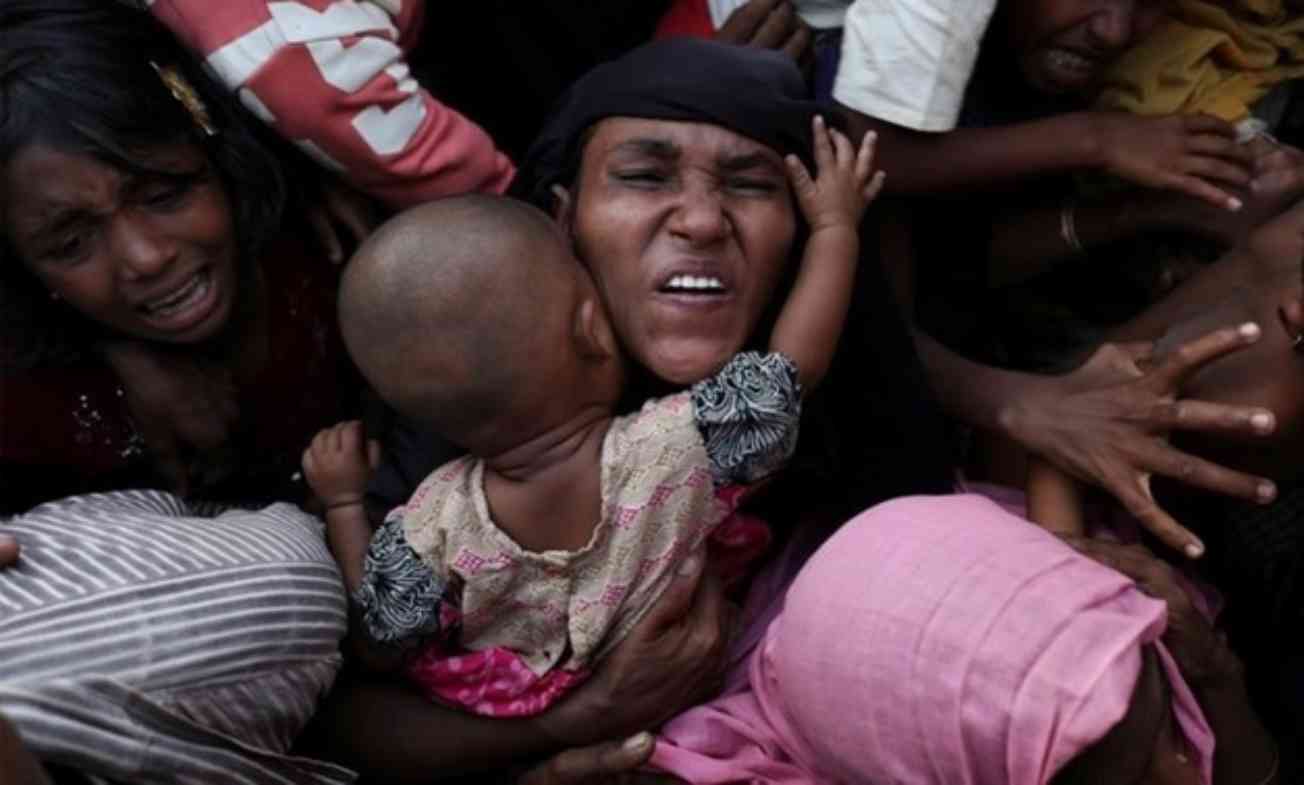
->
[1007, 0, 1167, 95]
[3, 141, 239, 345]
[561, 117, 798, 385]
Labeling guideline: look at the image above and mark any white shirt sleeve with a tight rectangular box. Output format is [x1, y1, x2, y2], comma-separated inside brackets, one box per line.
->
[832, 0, 998, 132]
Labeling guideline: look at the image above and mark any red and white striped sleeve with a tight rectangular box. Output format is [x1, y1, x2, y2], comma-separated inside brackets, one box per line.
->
[148, 0, 516, 208]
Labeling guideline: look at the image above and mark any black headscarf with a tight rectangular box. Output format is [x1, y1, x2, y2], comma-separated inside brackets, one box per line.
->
[515, 38, 824, 206]
[514, 37, 956, 529]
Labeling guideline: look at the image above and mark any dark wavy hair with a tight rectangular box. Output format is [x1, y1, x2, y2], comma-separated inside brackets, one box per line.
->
[0, 0, 286, 369]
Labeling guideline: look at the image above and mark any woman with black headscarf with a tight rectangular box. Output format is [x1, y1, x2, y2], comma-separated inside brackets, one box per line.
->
[308, 37, 954, 784]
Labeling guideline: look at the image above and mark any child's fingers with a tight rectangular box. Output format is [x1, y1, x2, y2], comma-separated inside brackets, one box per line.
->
[811, 115, 834, 172]
[339, 420, 363, 453]
[367, 439, 383, 471]
[785, 153, 816, 200]
[862, 170, 887, 203]
[855, 131, 878, 185]
[827, 127, 854, 168]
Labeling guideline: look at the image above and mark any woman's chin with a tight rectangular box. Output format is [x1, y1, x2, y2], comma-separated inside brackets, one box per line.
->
[644, 344, 736, 386]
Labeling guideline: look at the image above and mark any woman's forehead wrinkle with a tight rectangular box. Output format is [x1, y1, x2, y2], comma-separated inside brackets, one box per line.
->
[717, 151, 782, 175]
[609, 138, 679, 161]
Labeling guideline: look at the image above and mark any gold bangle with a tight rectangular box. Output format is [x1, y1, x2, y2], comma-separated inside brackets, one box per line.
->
[1060, 198, 1086, 257]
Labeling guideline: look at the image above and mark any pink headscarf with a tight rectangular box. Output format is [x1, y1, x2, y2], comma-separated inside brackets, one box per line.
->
[654, 493, 1215, 785]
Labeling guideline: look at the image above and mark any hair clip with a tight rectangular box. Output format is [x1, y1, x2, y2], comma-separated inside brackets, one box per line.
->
[150, 61, 217, 137]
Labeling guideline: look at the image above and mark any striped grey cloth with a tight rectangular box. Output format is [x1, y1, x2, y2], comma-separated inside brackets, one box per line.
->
[0, 491, 354, 784]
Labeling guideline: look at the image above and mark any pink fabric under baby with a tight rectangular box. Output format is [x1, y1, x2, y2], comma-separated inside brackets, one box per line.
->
[653, 493, 1215, 784]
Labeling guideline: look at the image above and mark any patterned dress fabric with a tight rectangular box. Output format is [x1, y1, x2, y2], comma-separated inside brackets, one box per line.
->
[356, 352, 800, 716]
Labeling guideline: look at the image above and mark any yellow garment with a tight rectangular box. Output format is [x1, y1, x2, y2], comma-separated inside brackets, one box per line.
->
[1096, 0, 1304, 121]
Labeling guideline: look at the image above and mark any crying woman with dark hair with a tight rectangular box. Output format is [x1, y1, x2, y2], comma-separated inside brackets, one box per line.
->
[0, 0, 362, 508]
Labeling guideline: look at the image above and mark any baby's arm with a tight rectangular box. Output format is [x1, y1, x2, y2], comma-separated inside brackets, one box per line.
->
[1026, 456, 1086, 538]
[771, 116, 885, 393]
[302, 420, 380, 595]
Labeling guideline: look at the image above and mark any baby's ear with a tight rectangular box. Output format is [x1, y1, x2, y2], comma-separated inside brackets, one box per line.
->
[574, 296, 618, 362]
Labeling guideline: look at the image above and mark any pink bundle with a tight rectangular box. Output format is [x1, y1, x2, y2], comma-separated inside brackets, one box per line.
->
[654, 493, 1214, 785]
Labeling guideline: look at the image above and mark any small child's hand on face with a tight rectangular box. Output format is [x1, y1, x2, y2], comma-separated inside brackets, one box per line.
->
[302, 420, 380, 510]
[785, 115, 885, 234]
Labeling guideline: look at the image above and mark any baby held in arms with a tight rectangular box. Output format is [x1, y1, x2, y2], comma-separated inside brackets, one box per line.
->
[303, 118, 883, 716]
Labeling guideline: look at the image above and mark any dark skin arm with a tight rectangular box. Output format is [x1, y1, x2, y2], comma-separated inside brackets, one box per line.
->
[874, 161, 1276, 559]
[840, 110, 1251, 208]
[989, 137, 1304, 287]
[298, 557, 728, 782]
[915, 324, 1276, 558]
[987, 192, 1239, 288]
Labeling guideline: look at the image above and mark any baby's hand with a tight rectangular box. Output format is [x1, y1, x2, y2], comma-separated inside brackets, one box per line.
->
[785, 115, 885, 233]
[302, 420, 380, 510]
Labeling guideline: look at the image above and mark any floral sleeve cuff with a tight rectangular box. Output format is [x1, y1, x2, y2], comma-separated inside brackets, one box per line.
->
[352, 514, 445, 647]
[690, 351, 801, 485]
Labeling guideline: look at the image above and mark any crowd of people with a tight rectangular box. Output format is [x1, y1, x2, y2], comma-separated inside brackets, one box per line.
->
[3, 0, 1304, 782]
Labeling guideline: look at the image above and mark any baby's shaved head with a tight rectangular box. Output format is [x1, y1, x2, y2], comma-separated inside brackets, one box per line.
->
[340, 195, 579, 446]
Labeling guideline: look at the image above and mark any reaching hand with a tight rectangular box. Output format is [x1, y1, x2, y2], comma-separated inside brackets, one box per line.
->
[785, 115, 885, 233]
[1092, 112, 1254, 211]
[301, 420, 380, 509]
[1004, 324, 1277, 558]
[714, 0, 812, 65]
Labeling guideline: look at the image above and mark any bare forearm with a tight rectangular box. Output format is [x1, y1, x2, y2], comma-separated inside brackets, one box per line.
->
[324, 505, 371, 594]
[988, 197, 1159, 286]
[839, 110, 1100, 196]
[913, 328, 1048, 433]
[990, 193, 1238, 287]
[770, 227, 859, 392]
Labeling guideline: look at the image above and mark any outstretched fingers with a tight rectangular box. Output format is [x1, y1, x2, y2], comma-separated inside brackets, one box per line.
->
[1146, 322, 1262, 393]
[1103, 463, 1204, 558]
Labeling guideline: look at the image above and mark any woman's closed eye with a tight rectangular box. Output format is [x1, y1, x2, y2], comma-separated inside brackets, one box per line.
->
[38, 225, 96, 266]
[724, 177, 779, 195]
[137, 177, 195, 211]
[613, 169, 671, 187]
